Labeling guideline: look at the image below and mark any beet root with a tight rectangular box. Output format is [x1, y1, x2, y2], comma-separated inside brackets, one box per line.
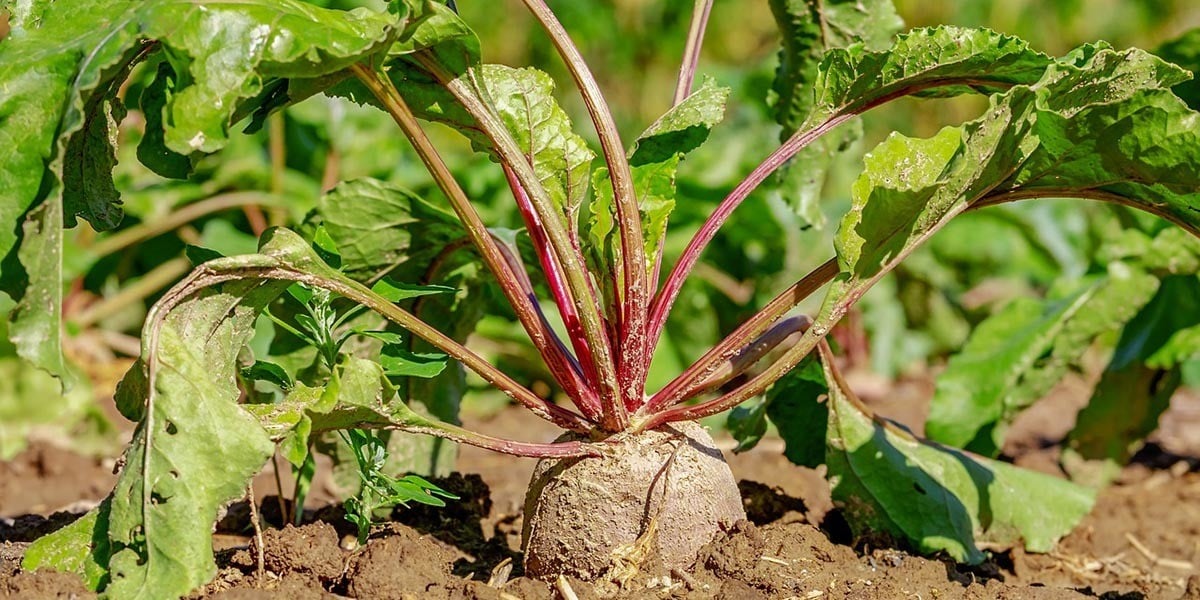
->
[521, 421, 746, 581]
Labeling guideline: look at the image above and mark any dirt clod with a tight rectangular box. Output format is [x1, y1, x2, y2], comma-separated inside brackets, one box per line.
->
[259, 522, 345, 584]
[344, 525, 459, 599]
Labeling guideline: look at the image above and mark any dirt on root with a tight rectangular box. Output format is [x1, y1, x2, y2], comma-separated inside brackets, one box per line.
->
[4, 379, 1200, 599]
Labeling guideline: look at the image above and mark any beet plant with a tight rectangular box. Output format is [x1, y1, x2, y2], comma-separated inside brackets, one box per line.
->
[6, 0, 1200, 596]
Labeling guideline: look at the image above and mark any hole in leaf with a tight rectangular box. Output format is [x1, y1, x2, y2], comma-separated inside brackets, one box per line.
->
[151, 491, 168, 505]
[913, 482, 927, 495]
[165, 421, 178, 435]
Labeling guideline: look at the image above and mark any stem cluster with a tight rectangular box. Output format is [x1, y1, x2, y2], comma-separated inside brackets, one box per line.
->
[334, 3, 1036, 453]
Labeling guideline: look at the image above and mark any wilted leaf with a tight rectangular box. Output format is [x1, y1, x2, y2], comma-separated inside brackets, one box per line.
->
[104, 278, 286, 598]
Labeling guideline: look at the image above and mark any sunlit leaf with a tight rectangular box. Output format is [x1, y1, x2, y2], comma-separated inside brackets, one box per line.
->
[820, 347, 1095, 562]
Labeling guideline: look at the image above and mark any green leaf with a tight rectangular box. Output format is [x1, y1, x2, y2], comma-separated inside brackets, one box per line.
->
[0, 0, 141, 261]
[927, 287, 1093, 453]
[311, 225, 343, 270]
[372, 278, 456, 302]
[245, 356, 402, 449]
[1155, 28, 1200, 110]
[928, 264, 1160, 456]
[390, 0, 480, 73]
[381, 62, 593, 231]
[136, 62, 193, 179]
[629, 76, 729, 166]
[0, 0, 139, 382]
[199, 220, 259, 258]
[806, 27, 1058, 128]
[764, 355, 829, 468]
[821, 350, 1095, 562]
[147, 2, 396, 154]
[631, 77, 729, 272]
[0, 356, 101, 459]
[62, 71, 129, 231]
[727, 398, 768, 454]
[1146, 325, 1200, 368]
[829, 45, 1200, 314]
[1063, 275, 1200, 487]
[381, 346, 448, 378]
[105, 279, 286, 598]
[391, 255, 487, 476]
[1, 0, 398, 384]
[22, 499, 112, 591]
[7, 201, 72, 386]
[766, 0, 902, 227]
[480, 65, 594, 226]
[241, 360, 293, 391]
[184, 245, 226, 266]
[769, 0, 903, 134]
[311, 178, 464, 279]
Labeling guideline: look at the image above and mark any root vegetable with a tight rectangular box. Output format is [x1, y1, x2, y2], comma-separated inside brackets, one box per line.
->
[522, 422, 745, 581]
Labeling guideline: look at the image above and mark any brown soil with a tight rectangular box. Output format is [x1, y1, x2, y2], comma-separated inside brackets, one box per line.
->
[3, 378, 1200, 599]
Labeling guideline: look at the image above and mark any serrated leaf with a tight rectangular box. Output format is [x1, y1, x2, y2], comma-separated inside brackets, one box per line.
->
[821, 347, 1095, 563]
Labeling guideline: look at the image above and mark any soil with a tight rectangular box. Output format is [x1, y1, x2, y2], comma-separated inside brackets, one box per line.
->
[3, 375, 1200, 599]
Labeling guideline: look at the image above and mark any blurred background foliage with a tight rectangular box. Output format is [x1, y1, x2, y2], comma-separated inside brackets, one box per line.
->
[5, 0, 1200, 468]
